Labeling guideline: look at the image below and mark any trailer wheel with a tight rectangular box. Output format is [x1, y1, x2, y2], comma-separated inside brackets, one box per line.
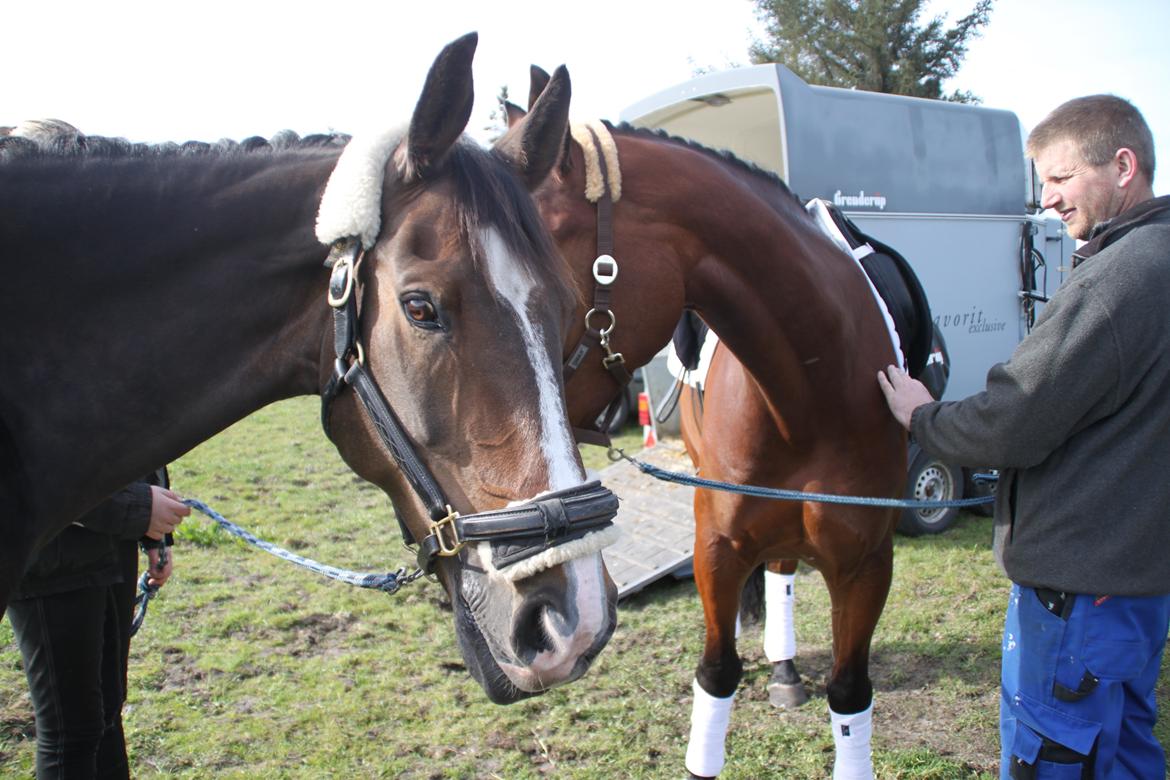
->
[898, 446, 963, 536]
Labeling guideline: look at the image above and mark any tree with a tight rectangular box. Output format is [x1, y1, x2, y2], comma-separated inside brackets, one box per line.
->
[483, 84, 512, 141]
[750, 0, 992, 103]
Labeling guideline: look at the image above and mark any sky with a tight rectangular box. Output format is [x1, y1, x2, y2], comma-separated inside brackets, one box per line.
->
[4, 0, 1168, 194]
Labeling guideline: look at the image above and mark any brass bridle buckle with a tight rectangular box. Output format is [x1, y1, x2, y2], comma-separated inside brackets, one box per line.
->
[428, 506, 464, 557]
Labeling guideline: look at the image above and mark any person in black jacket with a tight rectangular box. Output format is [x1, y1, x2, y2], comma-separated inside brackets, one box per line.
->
[7, 471, 189, 779]
[879, 95, 1169, 780]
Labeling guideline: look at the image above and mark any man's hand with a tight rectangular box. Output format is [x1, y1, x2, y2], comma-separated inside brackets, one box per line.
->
[146, 546, 174, 588]
[145, 486, 190, 540]
[876, 365, 935, 430]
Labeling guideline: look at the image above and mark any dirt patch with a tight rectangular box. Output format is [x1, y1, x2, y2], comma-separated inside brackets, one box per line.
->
[284, 610, 357, 657]
[157, 646, 208, 693]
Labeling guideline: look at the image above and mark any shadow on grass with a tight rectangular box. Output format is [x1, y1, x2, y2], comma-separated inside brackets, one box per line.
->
[736, 637, 1000, 697]
[618, 571, 697, 612]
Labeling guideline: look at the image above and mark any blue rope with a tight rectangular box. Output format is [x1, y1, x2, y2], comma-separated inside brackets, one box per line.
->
[616, 451, 995, 509]
[182, 498, 423, 594]
[129, 572, 158, 637]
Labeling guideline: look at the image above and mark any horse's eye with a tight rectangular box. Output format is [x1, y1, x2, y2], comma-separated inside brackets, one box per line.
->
[402, 295, 441, 329]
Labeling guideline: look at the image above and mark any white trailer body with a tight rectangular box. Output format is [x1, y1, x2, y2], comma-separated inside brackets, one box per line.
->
[619, 64, 1074, 401]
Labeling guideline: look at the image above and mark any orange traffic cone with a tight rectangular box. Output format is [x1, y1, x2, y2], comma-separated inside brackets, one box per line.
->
[638, 392, 657, 448]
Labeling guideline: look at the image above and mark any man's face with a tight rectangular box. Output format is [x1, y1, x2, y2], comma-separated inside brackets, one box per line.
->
[1034, 138, 1125, 241]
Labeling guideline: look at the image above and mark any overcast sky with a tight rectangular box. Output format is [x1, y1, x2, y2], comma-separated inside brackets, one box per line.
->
[4, 0, 1167, 193]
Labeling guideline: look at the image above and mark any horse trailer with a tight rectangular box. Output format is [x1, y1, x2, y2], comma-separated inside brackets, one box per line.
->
[620, 63, 1075, 535]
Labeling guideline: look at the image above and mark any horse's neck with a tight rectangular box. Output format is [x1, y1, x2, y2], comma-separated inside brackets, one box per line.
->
[1, 151, 340, 531]
[616, 136, 892, 422]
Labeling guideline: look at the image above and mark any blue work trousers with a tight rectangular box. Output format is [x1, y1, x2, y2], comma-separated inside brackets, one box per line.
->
[1000, 583, 1170, 779]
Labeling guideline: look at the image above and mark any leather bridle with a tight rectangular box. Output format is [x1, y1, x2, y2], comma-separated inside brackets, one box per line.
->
[318, 239, 618, 574]
[563, 124, 634, 447]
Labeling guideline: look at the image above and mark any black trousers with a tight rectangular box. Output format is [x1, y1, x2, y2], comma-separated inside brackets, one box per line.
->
[8, 575, 136, 780]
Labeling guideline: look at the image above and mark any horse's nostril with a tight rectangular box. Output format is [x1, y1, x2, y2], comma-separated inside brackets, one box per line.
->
[514, 600, 556, 660]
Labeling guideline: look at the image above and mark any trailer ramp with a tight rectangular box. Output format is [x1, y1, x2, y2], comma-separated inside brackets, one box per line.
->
[598, 439, 696, 598]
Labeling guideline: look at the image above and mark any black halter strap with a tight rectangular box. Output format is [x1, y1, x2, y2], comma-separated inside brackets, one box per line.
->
[564, 125, 633, 447]
[319, 240, 618, 573]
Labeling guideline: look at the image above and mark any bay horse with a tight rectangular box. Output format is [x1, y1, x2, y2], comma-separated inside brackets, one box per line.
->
[0, 34, 619, 705]
[503, 73, 908, 776]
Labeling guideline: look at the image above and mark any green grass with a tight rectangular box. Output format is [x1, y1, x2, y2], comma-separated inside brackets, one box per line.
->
[2, 397, 1166, 778]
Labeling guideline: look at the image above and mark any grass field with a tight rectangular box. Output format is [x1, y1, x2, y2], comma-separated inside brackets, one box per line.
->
[2, 396, 1167, 778]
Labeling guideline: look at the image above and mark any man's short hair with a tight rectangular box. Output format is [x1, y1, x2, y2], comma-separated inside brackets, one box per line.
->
[1026, 94, 1155, 184]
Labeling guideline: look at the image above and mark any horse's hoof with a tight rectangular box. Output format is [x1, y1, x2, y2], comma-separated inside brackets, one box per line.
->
[686, 774, 716, 779]
[767, 680, 809, 709]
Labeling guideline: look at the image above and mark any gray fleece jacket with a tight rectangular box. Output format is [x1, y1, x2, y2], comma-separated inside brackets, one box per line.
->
[911, 196, 1170, 596]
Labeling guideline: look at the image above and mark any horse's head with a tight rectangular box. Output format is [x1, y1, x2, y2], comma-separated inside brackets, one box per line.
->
[316, 34, 617, 703]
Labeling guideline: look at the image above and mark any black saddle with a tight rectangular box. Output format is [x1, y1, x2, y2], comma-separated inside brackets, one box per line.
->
[817, 202, 934, 380]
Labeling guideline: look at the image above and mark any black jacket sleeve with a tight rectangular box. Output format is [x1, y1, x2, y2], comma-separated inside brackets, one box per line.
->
[75, 481, 153, 541]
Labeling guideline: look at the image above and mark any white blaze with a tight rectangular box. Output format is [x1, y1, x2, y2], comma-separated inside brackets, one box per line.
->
[479, 228, 583, 491]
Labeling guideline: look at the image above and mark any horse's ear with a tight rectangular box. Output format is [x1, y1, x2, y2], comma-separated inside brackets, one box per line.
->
[403, 31, 477, 180]
[492, 65, 571, 190]
[503, 101, 527, 129]
[527, 65, 551, 111]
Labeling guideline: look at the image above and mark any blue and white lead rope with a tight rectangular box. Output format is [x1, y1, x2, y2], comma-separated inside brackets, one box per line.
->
[181, 498, 423, 592]
[611, 450, 995, 510]
[130, 498, 423, 635]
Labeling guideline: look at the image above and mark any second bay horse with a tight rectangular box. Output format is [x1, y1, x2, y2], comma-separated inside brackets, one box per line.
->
[503, 72, 909, 776]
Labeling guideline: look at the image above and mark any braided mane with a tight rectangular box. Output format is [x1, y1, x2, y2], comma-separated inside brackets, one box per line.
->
[604, 120, 805, 208]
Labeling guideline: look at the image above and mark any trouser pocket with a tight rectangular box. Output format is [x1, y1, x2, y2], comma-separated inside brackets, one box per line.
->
[1007, 721, 1091, 780]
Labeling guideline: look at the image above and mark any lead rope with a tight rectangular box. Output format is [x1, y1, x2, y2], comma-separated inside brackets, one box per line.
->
[129, 572, 160, 637]
[182, 498, 425, 591]
[129, 498, 424, 636]
[610, 449, 995, 510]
[128, 545, 170, 637]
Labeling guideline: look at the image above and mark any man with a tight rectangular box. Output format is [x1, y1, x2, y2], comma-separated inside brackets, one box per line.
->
[878, 94, 1170, 779]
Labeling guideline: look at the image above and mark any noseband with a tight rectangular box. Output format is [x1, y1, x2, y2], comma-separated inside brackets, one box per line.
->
[318, 239, 618, 575]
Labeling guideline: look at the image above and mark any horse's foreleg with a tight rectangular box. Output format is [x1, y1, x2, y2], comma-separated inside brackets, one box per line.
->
[764, 558, 808, 708]
[686, 530, 747, 779]
[823, 539, 894, 780]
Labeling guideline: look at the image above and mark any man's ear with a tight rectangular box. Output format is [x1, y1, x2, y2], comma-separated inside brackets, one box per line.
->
[1115, 147, 1140, 188]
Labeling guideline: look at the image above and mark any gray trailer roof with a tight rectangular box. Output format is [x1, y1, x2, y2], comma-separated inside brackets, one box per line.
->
[620, 64, 1027, 216]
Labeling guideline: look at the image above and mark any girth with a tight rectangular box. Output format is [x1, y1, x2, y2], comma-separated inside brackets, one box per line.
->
[318, 240, 619, 574]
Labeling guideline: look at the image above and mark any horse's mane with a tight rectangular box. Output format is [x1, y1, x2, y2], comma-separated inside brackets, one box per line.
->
[604, 121, 806, 210]
[0, 119, 351, 162]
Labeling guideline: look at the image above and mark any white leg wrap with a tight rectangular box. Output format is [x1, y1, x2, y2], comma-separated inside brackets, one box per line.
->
[830, 704, 874, 780]
[685, 679, 735, 777]
[763, 571, 796, 662]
